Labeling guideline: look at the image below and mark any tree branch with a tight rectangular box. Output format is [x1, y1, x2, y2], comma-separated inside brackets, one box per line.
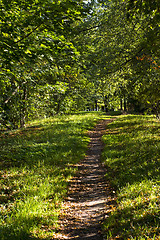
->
[14, 23, 42, 44]
[4, 81, 27, 104]
[77, 24, 101, 33]
[103, 47, 144, 75]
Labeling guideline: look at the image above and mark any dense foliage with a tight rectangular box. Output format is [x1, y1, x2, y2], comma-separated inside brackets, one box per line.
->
[0, 0, 91, 129]
[0, 0, 160, 129]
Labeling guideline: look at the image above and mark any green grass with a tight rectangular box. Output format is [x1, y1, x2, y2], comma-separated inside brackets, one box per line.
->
[102, 115, 160, 239]
[0, 111, 108, 240]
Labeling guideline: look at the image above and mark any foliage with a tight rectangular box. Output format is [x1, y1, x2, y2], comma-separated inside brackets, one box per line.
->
[0, 0, 90, 129]
[0, 0, 160, 129]
[102, 115, 160, 239]
[77, 0, 160, 114]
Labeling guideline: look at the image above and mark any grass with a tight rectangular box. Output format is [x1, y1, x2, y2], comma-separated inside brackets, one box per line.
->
[0, 111, 108, 240]
[102, 115, 160, 239]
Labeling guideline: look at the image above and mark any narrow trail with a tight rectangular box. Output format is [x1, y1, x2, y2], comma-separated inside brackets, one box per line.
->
[55, 119, 116, 240]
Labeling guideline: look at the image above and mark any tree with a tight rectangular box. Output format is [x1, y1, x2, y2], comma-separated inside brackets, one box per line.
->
[0, 0, 90, 129]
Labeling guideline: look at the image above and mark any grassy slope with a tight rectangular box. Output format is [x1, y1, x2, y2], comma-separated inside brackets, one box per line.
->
[102, 115, 160, 240]
[0, 112, 108, 240]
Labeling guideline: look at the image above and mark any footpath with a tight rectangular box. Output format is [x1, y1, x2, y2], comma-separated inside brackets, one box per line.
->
[54, 119, 116, 240]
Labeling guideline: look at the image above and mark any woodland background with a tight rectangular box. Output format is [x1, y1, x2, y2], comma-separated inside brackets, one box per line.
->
[0, 0, 159, 130]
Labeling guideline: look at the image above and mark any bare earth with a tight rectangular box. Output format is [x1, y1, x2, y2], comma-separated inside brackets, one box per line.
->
[54, 119, 116, 240]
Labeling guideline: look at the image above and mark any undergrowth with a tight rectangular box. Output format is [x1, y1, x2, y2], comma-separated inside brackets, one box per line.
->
[102, 115, 160, 239]
[0, 111, 108, 240]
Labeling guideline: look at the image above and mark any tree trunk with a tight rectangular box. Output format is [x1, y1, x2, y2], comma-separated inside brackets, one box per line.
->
[120, 99, 123, 110]
[124, 96, 127, 111]
[56, 98, 61, 114]
[95, 100, 98, 111]
[20, 85, 27, 128]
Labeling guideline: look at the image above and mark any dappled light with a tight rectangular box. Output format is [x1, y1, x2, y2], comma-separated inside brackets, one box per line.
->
[55, 119, 115, 240]
[102, 115, 160, 239]
[0, 0, 159, 238]
[0, 112, 106, 239]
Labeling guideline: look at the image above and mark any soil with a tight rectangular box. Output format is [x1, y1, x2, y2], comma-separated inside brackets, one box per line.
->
[54, 119, 116, 240]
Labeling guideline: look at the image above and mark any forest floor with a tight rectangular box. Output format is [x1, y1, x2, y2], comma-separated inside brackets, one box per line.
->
[54, 118, 116, 240]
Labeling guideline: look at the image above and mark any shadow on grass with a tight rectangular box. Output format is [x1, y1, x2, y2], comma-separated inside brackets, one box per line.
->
[0, 122, 90, 169]
[102, 115, 160, 188]
[0, 112, 109, 239]
[102, 115, 160, 239]
[0, 219, 52, 240]
[105, 204, 160, 239]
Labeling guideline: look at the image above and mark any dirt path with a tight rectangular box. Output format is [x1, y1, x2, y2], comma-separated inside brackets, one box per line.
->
[54, 119, 116, 240]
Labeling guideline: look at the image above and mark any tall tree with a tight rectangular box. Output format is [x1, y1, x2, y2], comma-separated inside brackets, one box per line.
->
[0, 0, 90, 129]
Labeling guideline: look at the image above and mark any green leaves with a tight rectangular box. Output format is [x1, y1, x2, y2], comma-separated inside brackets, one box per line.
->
[0, 0, 92, 128]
